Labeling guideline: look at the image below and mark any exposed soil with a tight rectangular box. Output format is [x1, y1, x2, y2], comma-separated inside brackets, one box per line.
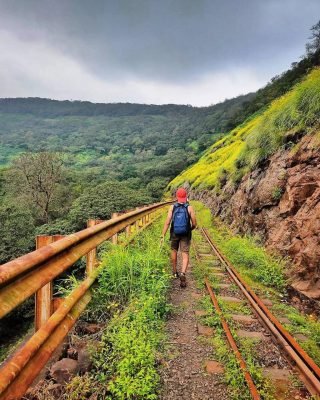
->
[233, 320, 263, 332]
[254, 340, 290, 369]
[159, 258, 230, 400]
[218, 285, 242, 298]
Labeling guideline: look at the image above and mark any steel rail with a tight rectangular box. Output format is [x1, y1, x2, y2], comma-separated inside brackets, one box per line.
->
[0, 270, 98, 397]
[201, 227, 320, 396]
[0, 292, 91, 400]
[204, 278, 261, 400]
[0, 201, 172, 318]
[193, 241, 260, 399]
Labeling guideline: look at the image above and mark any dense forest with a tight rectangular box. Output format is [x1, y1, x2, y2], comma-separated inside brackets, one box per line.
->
[0, 26, 319, 265]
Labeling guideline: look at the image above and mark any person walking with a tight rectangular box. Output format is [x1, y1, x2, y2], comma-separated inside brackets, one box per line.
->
[161, 188, 197, 288]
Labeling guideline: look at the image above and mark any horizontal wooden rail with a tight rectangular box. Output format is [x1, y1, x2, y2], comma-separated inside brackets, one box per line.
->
[0, 201, 172, 400]
[0, 201, 172, 319]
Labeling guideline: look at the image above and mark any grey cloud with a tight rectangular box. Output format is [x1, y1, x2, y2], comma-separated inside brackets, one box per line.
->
[1, 0, 320, 81]
[0, 0, 319, 104]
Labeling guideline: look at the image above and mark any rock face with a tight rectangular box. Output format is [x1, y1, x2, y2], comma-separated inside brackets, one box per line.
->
[193, 133, 320, 299]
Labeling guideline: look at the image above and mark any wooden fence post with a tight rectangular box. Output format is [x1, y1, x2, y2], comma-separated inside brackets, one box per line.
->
[35, 235, 66, 330]
[111, 213, 118, 244]
[86, 220, 98, 275]
[35, 236, 53, 331]
[125, 224, 131, 237]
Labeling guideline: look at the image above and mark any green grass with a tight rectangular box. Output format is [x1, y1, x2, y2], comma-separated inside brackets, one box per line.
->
[193, 261, 274, 399]
[192, 201, 286, 292]
[193, 201, 320, 369]
[65, 217, 171, 400]
[272, 303, 320, 366]
[169, 68, 320, 191]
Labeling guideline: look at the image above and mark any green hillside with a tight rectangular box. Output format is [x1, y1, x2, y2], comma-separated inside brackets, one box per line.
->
[0, 95, 254, 180]
[169, 68, 320, 191]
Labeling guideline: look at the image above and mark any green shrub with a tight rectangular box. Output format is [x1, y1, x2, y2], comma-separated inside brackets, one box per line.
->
[87, 221, 171, 399]
[271, 186, 283, 201]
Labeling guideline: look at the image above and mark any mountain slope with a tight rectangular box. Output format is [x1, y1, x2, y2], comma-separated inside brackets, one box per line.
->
[169, 68, 320, 299]
[0, 94, 255, 187]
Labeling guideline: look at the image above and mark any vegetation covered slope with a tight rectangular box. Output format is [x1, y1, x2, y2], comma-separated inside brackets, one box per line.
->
[169, 68, 320, 191]
[0, 95, 254, 180]
[169, 68, 320, 299]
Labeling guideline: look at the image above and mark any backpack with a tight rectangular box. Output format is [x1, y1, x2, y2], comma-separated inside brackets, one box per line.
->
[172, 203, 190, 236]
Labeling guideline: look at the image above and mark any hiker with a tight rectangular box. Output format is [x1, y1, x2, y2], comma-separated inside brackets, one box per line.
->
[161, 188, 197, 288]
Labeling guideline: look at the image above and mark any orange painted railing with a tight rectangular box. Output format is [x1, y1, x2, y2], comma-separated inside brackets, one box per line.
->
[0, 201, 172, 400]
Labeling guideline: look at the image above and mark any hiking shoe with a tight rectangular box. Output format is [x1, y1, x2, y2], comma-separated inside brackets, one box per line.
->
[173, 272, 179, 279]
[180, 273, 187, 288]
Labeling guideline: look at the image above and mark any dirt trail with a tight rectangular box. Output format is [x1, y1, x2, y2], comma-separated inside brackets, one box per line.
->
[160, 258, 229, 400]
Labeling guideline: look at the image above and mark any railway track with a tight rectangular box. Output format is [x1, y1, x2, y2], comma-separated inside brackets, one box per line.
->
[194, 227, 320, 399]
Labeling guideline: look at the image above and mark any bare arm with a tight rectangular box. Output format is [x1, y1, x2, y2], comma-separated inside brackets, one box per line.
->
[188, 205, 197, 230]
[161, 205, 173, 237]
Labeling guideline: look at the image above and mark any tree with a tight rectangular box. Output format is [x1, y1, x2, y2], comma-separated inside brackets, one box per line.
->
[0, 201, 35, 264]
[8, 152, 63, 223]
[306, 20, 320, 55]
[68, 181, 152, 230]
[146, 177, 168, 200]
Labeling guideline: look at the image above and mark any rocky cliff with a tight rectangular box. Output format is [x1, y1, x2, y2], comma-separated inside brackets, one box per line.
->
[192, 132, 320, 299]
[169, 69, 320, 300]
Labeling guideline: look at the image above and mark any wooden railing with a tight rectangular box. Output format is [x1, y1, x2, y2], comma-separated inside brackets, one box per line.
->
[0, 201, 172, 400]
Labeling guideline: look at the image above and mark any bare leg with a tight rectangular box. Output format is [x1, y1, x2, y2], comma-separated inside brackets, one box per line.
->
[181, 251, 189, 274]
[171, 249, 178, 274]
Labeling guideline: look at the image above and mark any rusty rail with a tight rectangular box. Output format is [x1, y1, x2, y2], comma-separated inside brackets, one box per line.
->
[0, 201, 172, 399]
[205, 278, 261, 400]
[0, 202, 171, 318]
[201, 227, 320, 396]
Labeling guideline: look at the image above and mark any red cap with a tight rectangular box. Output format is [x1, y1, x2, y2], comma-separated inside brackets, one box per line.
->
[176, 188, 187, 203]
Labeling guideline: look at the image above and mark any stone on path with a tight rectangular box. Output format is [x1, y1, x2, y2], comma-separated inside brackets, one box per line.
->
[231, 314, 255, 325]
[197, 324, 214, 337]
[262, 368, 292, 398]
[205, 360, 224, 374]
[195, 310, 208, 317]
[262, 298, 273, 307]
[219, 296, 243, 303]
[262, 367, 291, 381]
[215, 283, 230, 289]
[278, 317, 291, 324]
[295, 333, 308, 342]
[237, 330, 268, 341]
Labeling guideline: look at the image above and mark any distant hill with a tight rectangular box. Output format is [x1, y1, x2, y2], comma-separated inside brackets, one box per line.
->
[0, 94, 254, 186]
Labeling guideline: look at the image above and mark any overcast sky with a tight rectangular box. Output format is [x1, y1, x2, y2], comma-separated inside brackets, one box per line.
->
[0, 0, 319, 106]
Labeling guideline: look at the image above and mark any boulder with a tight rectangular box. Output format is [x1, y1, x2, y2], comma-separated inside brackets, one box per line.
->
[50, 358, 79, 384]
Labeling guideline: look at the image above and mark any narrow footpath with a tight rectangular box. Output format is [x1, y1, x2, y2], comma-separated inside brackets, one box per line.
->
[160, 257, 230, 400]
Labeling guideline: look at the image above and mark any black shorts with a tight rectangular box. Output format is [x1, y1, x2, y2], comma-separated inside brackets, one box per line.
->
[170, 236, 191, 253]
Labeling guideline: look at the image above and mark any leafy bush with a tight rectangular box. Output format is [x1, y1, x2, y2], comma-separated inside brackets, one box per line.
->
[94, 294, 165, 400]
[86, 222, 171, 399]
[0, 201, 35, 263]
[271, 186, 283, 201]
